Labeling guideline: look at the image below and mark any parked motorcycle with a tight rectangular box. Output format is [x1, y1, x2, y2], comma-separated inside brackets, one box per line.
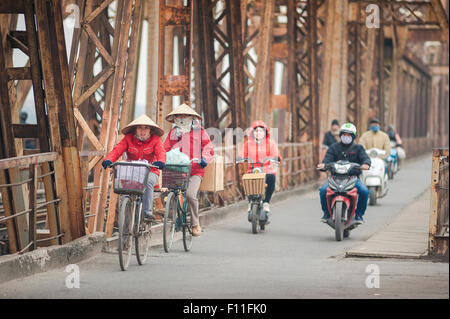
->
[361, 148, 388, 206]
[386, 141, 399, 180]
[318, 161, 362, 241]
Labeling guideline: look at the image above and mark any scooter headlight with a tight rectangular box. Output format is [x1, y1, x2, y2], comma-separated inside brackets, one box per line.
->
[334, 163, 351, 174]
[369, 149, 378, 158]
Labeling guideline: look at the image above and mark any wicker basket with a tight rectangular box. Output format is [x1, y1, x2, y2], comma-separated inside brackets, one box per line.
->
[112, 162, 150, 196]
[162, 164, 191, 190]
[242, 173, 266, 196]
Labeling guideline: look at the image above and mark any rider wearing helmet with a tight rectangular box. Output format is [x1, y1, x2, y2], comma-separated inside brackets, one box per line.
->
[317, 123, 371, 224]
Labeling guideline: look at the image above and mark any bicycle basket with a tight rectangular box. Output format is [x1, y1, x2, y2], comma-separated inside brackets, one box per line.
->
[112, 162, 151, 195]
[242, 173, 266, 196]
[162, 164, 191, 190]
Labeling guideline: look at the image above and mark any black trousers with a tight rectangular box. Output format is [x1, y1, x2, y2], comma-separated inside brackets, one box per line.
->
[264, 174, 276, 203]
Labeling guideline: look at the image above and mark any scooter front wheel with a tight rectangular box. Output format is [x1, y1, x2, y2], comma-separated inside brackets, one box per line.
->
[334, 201, 345, 241]
[251, 203, 260, 234]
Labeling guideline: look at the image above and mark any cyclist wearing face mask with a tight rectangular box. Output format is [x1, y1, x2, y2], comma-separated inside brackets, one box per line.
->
[317, 123, 371, 224]
[358, 118, 391, 160]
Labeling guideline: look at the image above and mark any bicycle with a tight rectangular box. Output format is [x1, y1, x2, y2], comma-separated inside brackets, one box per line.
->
[237, 157, 280, 234]
[161, 158, 199, 253]
[111, 161, 157, 271]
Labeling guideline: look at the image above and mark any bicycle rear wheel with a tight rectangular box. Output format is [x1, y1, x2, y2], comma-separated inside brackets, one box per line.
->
[118, 196, 135, 271]
[163, 192, 178, 253]
[135, 201, 151, 265]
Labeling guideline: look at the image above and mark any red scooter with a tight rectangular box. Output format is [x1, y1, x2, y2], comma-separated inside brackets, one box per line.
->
[318, 161, 361, 241]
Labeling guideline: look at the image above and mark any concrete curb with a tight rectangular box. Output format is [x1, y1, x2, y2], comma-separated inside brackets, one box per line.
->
[103, 179, 323, 252]
[0, 232, 105, 284]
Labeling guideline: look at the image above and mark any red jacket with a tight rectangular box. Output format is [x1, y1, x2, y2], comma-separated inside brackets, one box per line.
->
[163, 125, 214, 177]
[241, 120, 282, 175]
[105, 133, 166, 176]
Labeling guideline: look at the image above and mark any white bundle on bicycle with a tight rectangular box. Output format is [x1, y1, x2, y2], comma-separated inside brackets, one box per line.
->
[166, 148, 190, 164]
[165, 148, 190, 173]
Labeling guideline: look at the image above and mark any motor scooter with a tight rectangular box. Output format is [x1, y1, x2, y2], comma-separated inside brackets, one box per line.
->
[386, 141, 399, 180]
[237, 157, 279, 234]
[318, 161, 362, 241]
[361, 148, 388, 205]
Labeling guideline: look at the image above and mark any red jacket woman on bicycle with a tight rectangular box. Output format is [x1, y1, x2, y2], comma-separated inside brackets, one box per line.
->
[102, 114, 166, 221]
[163, 104, 214, 237]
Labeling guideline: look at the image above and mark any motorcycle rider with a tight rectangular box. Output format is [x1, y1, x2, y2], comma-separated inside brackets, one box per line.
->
[322, 119, 340, 148]
[387, 125, 406, 165]
[358, 118, 391, 160]
[317, 123, 371, 224]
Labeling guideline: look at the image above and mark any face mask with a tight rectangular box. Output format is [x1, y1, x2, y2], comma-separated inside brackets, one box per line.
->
[174, 116, 193, 133]
[341, 135, 353, 145]
[370, 125, 380, 133]
[388, 131, 395, 139]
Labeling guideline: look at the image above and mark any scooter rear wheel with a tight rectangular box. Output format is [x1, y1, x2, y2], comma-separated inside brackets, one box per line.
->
[369, 186, 377, 206]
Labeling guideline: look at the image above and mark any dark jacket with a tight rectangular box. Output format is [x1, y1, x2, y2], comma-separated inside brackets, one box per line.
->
[322, 131, 339, 148]
[322, 142, 371, 167]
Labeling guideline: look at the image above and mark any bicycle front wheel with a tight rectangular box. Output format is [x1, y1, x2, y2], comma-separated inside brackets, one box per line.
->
[163, 192, 178, 253]
[183, 216, 193, 252]
[118, 196, 135, 271]
[135, 201, 151, 265]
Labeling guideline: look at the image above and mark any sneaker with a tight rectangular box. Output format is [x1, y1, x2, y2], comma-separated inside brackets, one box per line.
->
[263, 202, 270, 213]
[320, 213, 330, 223]
[354, 215, 364, 224]
[264, 211, 271, 225]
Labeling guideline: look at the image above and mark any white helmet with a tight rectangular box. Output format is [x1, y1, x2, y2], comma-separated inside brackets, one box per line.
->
[339, 123, 357, 137]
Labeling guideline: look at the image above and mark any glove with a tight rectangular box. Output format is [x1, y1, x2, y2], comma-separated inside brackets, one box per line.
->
[152, 161, 166, 170]
[200, 158, 208, 169]
[102, 160, 112, 169]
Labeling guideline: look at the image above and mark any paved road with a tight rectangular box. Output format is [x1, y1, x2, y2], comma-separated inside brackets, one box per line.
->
[0, 155, 448, 299]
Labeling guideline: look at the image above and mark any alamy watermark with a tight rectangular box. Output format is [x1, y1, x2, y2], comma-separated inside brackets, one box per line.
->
[65, 264, 80, 289]
[365, 264, 380, 289]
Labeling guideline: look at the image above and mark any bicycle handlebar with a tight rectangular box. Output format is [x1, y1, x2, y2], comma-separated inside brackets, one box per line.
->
[110, 161, 158, 169]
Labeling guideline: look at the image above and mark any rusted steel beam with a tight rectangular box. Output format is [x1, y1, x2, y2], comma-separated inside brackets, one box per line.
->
[157, 0, 192, 128]
[430, 0, 449, 42]
[34, 0, 73, 242]
[319, 0, 349, 138]
[0, 1, 25, 14]
[88, 0, 125, 233]
[24, 2, 60, 246]
[119, 0, 143, 132]
[250, 0, 275, 123]
[95, 0, 134, 233]
[307, 0, 320, 168]
[0, 21, 30, 251]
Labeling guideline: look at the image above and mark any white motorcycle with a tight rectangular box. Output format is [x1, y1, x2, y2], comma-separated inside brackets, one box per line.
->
[361, 148, 389, 206]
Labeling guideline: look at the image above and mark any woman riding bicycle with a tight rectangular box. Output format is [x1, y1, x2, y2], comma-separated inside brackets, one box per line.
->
[101, 114, 166, 221]
[163, 104, 214, 237]
[240, 120, 282, 221]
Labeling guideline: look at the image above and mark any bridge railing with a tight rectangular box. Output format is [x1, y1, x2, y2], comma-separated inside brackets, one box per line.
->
[0, 153, 63, 255]
[429, 148, 449, 258]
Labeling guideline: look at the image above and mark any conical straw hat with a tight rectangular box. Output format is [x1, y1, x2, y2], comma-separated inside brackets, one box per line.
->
[165, 103, 202, 123]
[121, 114, 164, 136]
